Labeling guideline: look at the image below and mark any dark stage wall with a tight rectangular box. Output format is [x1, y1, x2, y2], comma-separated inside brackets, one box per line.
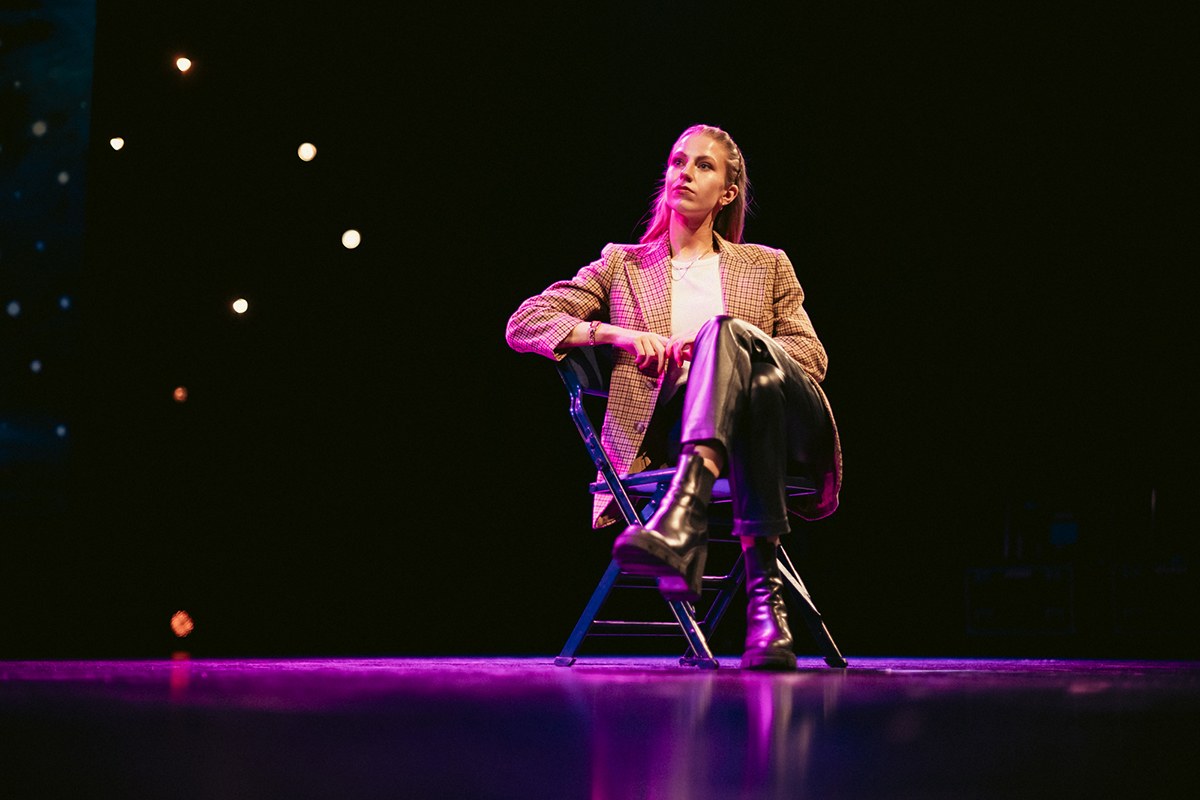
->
[3, 2, 1196, 658]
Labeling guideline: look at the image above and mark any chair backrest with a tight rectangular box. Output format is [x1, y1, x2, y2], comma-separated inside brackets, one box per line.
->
[554, 346, 648, 523]
[555, 345, 612, 398]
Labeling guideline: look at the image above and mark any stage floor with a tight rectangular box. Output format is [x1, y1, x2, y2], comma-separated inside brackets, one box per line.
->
[3, 655, 1198, 798]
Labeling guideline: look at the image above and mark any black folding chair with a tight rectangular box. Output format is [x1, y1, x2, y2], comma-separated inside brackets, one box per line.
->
[552, 346, 847, 669]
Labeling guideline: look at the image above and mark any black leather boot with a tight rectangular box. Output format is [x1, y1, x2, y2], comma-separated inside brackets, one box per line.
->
[612, 453, 715, 602]
[741, 539, 797, 671]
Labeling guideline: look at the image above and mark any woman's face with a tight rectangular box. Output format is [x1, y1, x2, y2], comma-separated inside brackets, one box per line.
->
[664, 133, 737, 222]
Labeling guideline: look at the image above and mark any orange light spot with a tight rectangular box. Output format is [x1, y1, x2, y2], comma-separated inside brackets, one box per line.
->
[173, 386, 188, 403]
[170, 610, 195, 638]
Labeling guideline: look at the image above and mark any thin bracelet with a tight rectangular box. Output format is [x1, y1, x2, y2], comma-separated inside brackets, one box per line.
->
[588, 320, 601, 346]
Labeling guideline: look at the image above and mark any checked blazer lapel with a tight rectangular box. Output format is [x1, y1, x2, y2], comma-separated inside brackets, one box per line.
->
[623, 235, 771, 336]
[716, 236, 769, 324]
[625, 237, 674, 337]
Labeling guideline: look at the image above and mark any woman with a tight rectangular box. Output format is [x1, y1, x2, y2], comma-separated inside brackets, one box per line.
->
[506, 124, 841, 670]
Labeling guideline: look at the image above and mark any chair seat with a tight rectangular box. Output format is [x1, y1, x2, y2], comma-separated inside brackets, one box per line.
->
[589, 470, 816, 501]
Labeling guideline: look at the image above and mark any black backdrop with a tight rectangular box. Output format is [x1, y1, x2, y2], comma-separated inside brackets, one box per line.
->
[5, 2, 1196, 658]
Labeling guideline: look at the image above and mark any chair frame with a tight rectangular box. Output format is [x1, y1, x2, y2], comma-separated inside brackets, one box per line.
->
[552, 346, 847, 669]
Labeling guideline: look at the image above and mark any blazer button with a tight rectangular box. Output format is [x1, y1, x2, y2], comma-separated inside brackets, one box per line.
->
[645, 378, 655, 389]
[634, 421, 647, 434]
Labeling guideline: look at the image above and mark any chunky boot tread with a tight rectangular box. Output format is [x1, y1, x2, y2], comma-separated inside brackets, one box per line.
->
[613, 527, 688, 574]
[741, 648, 798, 671]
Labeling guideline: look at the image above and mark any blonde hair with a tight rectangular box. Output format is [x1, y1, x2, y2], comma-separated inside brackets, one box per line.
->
[639, 124, 750, 244]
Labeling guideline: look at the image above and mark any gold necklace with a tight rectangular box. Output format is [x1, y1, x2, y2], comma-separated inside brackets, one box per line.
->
[670, 249, 711, 281]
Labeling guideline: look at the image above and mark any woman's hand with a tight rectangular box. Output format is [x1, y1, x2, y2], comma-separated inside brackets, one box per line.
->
[666, 330, 697, 367]
[608, 326, 670, 375]
[566, 321, 672, 374]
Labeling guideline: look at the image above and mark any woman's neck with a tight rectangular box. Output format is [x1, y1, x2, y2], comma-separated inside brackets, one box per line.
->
[668, 215, 717, 260]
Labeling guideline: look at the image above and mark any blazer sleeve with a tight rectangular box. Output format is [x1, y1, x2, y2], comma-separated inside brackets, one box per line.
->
[505, 245, 617, 361]
[771, 249, 828, 382]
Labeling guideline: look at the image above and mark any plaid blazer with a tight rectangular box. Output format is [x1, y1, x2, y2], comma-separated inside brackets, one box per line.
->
[506, 234, 842, 527]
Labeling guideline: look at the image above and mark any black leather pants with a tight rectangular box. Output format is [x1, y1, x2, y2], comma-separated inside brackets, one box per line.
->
[678, 315, 834, 537]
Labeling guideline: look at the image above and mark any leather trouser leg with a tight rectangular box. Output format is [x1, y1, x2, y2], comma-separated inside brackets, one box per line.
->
[728, 363, 790, 537]
[680, 315, 831, 537]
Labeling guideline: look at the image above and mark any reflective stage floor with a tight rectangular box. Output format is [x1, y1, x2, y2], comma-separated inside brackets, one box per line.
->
[2, 656, 1198, 798]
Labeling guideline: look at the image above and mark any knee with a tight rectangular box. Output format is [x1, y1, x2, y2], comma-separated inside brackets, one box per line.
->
[696, 314, 735, 338]
[749, 363, 785, 402]
[697, 315, 759, 349]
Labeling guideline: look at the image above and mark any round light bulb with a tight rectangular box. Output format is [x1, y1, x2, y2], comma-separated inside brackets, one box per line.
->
[170, 610, 195, 637]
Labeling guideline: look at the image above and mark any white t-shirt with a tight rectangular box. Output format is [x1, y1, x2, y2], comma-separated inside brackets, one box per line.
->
[660, 253, 724, 404]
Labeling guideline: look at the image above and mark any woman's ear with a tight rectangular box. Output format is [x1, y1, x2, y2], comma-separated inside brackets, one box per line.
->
[720, 183, 739, 207]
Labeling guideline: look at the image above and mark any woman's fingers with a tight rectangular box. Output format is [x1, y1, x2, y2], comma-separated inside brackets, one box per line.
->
[644, 336, 666, 374]
[667, 333, 696, 366]
[668, 340, 683, 366]
[634, 338, 648, 368]
[632, 332, 668, 374]
[613, 327, 669, 374]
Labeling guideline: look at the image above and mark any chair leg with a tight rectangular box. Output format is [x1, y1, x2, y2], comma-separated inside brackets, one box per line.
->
[777, 545, 848, 668]
[555, 554, 725, 669]
[668, 601, 720, 669]
[554, 558, 623, 667]
[701, 549, 746, 640]
[680, 550, 746, 665]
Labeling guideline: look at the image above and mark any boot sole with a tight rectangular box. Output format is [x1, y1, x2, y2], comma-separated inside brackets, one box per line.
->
[612, 528, 687, 577]
[656, 574, 698, 602]
[741, 648, 798, 671]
